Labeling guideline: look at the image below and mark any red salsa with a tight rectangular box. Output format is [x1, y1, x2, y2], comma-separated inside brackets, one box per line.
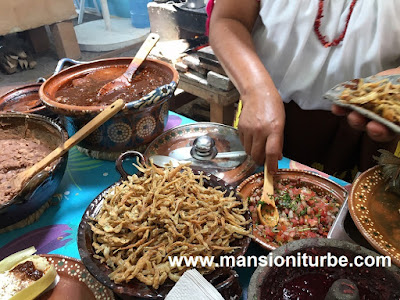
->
[249, 178, 341, 247]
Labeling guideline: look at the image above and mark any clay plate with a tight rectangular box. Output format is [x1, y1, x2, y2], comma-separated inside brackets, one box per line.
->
[348, 165, 400, 267]
[237, 170, 347, 251]
[324, 74, 400, 134]
[38, 254, 115, 300]
[77, 167, 251, 299]
[144, 122, 256, 185]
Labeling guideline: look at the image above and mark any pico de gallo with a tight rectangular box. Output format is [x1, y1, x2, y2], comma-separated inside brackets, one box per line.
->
[249, 178, 341, 247]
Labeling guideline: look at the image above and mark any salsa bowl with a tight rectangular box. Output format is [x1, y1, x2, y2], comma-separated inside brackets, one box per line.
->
[237, 170, 347, 251]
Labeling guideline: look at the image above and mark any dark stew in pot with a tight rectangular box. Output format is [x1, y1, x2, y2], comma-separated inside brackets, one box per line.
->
[54, 64, 171, 106]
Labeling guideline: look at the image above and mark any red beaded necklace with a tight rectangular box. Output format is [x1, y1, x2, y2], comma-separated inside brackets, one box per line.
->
[314, 0, 358, 47]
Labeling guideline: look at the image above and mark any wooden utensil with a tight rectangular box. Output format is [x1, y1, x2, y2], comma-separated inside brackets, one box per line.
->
[10, 99, 125, 194]
[97, 33, 160, 98]
[257, 162, 279, 227]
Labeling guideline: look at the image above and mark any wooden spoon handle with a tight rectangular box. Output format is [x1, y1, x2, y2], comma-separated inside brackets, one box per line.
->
[124, 33, 160, 81]
[262, 162, 275, 205]
[23, 99, 125, 179]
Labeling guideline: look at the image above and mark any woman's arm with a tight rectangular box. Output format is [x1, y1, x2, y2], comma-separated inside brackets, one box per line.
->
[209, 0, 285, 173]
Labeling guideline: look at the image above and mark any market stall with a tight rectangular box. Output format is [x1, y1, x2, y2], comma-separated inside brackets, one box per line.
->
[0, 34, 400, 300]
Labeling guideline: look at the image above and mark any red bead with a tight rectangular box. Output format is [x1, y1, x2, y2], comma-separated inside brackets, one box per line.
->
[314, 0, 358, 47]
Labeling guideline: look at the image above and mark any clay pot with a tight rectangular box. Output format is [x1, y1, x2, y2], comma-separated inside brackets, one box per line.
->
[0, 79, 54, 117]
[0, 113, 68, 231]
[39, 58, 179, 160]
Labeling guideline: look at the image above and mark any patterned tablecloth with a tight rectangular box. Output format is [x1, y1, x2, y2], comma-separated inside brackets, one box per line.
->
[0, 111, 349, 299]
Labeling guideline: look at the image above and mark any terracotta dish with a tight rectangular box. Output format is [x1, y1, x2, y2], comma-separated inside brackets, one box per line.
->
[38, 254, 114, 300]
[0, 80, 53, 116]
[39, 57, 179, 160]
[237, 170, 347, 251]
[77, 151, 251, 299]
[348, 165, 400, 267]
[247, 238, 400, 300]
[144, 122, 256, 185]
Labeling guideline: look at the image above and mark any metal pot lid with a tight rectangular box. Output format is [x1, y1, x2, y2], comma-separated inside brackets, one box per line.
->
[144, 122, 256, 185]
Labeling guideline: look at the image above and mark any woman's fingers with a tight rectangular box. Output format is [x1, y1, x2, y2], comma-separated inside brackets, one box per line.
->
[366, 121, 396, 142]
[265, 132, 283, 174]
[331, 104, 349, 116]
[250, 134, 267, 165]
[347, 111, 368, 131]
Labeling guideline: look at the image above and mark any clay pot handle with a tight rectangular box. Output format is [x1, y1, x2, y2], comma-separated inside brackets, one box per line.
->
[115, 151, 146, 180]
[53, 58, 85, 75]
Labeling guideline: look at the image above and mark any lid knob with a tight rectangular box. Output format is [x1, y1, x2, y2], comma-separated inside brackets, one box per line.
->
[191, 135, 218, 160]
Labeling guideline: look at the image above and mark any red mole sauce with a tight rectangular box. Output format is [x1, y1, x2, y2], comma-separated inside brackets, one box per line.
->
[10, 260, 44, 282]
[0, 138, 52, 205]
[54, 65, 171, 106]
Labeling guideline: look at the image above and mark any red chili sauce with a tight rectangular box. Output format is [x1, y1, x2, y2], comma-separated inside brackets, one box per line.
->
[54, 65, 171, 106]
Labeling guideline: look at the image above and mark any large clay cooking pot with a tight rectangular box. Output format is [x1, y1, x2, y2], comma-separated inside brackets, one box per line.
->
[39, 57, 179, 160]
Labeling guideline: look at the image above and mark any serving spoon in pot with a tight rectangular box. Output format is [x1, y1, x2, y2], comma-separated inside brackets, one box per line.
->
[97, 33, 160, 98]
[8, 99, 125, 199]
[257, 162, 279, 227]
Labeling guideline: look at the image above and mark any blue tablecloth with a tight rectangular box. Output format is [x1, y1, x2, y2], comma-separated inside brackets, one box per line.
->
[0, 111, 349, 299]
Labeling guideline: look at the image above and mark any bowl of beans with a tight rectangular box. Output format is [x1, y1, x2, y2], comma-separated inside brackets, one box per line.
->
[237, 169, 347, 250]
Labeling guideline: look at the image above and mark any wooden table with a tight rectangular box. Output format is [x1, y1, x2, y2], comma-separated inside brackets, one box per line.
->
[178, 75, 240, 125]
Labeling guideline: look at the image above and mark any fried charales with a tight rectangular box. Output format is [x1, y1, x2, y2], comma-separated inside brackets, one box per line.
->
[339, 79, 400, 125]
[89, 162, 250, 289]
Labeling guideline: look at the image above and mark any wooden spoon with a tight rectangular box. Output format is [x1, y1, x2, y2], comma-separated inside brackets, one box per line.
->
[257, 162, 279, 227]
[10, 99, 125, 195]
[97, 33, 160, 98]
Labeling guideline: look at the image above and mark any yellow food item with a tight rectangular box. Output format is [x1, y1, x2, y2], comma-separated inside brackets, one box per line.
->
[0, 247, 57, 300]
[339, 79, 400, 125]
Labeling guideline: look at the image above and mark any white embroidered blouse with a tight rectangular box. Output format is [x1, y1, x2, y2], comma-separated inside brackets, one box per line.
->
[252, 0, 400, 110]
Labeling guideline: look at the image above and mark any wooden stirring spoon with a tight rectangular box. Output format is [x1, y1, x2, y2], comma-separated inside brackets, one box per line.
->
[97, 33, 160, 98]
[9, 99, 125, 197]
[257, 162, 280, 227]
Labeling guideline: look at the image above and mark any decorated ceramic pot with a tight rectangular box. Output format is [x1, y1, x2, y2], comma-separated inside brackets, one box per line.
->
[39, 58, 179, 160]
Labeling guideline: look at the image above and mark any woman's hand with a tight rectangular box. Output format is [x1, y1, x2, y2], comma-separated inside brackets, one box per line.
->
[331, 104, 396, 142]
[332, 67, 400, 142]
[238, 87, 285, 173]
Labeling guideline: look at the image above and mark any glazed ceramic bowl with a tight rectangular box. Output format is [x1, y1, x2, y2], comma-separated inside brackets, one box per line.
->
[0, 113, 68, 232]
[247, 238, 400, 300]
[40, 58, 179, 160]
[0, 79, 54, 117]
[78, 151, 251, 299]
[237, 170, 348, 251]
[348, 165, 400, 267]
